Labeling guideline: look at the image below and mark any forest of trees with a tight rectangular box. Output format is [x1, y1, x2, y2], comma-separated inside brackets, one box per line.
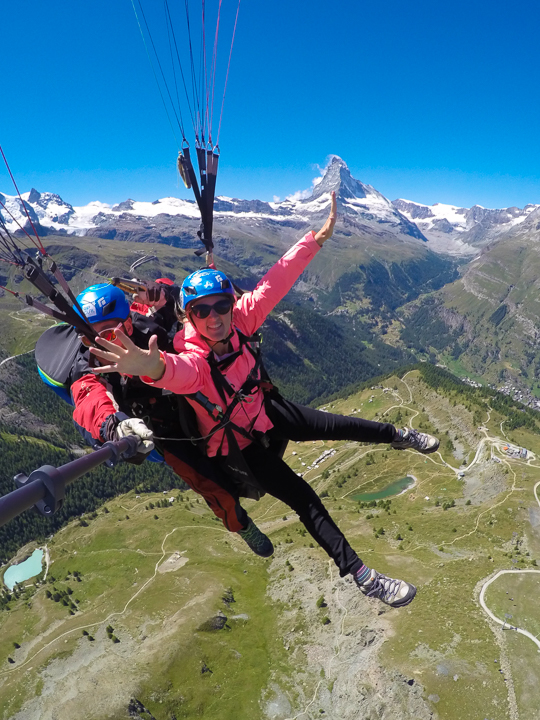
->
[488, 304, 508, 326]
[262, 301, 414, 405]
[399, 300, 461, 354]
[416, 363, 540, 432]
[1, 354, 80, 445]
[320, 255, 458, 318]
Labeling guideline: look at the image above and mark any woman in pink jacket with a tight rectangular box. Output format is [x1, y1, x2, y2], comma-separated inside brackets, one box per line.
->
[91, 193, 437, 609]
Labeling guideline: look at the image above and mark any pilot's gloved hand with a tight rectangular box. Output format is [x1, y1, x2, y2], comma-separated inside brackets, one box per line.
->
[133, 282, 168, 309]
[115, 418, 155, 455]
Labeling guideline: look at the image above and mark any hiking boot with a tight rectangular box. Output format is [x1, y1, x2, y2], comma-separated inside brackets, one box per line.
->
[355, 568, 416, 608]
[238, 519, 274, 558]
[391, 427, 440, 454]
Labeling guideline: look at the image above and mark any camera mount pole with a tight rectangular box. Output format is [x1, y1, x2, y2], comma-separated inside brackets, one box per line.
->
[0, 436, 139, 528]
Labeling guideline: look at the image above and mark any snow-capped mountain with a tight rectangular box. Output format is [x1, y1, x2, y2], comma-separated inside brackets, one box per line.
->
[2, 157, 539, 257]
[393, 198, 540, 255]
[0, 157, 430, 250]
[0, 190, 200, 235]
[291, 156, 428, 241]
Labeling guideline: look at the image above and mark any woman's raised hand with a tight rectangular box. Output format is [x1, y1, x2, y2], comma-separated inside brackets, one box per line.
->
[314, 191, 337, 247]
[90, 331, 166, 380]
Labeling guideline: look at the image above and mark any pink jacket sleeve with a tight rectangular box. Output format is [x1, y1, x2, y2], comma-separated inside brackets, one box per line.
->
[143, 231, 321, 392]
[234, 231, 320, 335]
[141, 350, 206, 393]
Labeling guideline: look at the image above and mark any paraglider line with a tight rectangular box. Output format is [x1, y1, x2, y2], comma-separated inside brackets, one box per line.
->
[164, 0, 196, 134]
[217, 0, 241, 145]
[199, 1, 208, 140]
[130, 0, 182, 148]
[184, 0, 202, 138]
[209, 0, 223, 138]
[0, 195, 42, 247]
[0, 144, 44, 252]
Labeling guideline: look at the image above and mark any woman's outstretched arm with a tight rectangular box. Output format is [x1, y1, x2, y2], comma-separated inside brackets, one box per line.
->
[235, 191, 337, 335]
[314, 191, 337, 246]
[89, 331, 166, 380]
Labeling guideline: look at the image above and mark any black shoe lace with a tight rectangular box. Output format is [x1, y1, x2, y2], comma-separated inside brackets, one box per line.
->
[407, 429, 428, 450]
[364, 574, 400, 603]
[240, 522, 265, 550]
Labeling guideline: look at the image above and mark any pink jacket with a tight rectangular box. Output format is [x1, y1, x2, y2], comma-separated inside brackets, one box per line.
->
[145, 232, 321, 456]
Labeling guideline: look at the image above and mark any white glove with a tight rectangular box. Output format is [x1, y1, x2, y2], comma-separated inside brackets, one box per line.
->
[115, 418, 155, 454]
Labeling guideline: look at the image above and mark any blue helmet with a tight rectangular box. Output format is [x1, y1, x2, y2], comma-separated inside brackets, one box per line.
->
[74, 283, 131, 323]
[181, 269, 234, 310]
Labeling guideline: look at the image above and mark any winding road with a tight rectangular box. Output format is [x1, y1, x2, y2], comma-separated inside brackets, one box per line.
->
[478, 480, 540, 652]
[390, 375, 540, 657]
[0, 350, 34, 368]
[479, 569, 540, 651]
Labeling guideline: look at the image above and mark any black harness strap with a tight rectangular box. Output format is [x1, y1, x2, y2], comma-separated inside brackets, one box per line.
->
[178, 143, 219, 258]
[185, 330, 273, 454]
[180, 329, 280, 496]
[23, 259, 97, 341]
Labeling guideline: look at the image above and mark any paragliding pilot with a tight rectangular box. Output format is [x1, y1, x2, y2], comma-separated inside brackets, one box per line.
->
[88, 194, 440, 608]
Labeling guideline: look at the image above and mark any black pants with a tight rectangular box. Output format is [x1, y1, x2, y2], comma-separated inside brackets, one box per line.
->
[239, 441, 362, 576]
[266, 394, 396, 445]
[168, 395, 397, 575]
[222, 397, 397, 576]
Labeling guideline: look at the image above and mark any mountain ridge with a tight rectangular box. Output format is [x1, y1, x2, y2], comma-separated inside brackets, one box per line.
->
[4, 157, 538, 258]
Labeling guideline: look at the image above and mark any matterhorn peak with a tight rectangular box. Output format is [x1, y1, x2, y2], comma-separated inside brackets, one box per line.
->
[308, 155, 370, 203]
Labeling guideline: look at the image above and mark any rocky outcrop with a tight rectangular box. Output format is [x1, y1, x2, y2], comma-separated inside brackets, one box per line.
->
[264, 550, 436, 720]
[128, 698, 157, 720]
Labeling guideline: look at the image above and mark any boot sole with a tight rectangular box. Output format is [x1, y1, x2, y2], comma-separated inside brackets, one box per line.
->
[246, 542, 274, 558]
[391, 442, 440, 455]
[417, 443, 440, 455]
[389, 584, 417, 608]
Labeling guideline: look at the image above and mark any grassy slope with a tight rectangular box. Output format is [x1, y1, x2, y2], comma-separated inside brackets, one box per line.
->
[399, 227, 540, 389]
[1, 370, 540, 718]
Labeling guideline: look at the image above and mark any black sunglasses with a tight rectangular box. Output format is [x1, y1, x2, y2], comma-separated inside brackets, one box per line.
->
[189, 297, 234, 320]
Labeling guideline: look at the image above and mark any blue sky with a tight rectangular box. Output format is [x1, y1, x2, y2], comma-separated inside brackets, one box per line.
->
[3, 0, 540, 209]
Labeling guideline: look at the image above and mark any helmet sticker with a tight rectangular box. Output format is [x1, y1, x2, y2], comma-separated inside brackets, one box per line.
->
[82, 302, 97, 318]
[181, 268, 234, 309]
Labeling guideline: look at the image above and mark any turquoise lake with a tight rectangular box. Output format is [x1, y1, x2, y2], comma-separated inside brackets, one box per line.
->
[3, 548, 44, 590]
[352, 476, 415, 502]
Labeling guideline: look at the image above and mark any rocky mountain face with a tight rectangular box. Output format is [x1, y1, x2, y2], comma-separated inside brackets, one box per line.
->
[295, 156, 428, 242]
[399, 209, 540, 393]
[393, 197, 540, 255]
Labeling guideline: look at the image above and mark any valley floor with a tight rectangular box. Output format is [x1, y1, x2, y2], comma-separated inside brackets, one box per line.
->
[1, 370, 540, 720]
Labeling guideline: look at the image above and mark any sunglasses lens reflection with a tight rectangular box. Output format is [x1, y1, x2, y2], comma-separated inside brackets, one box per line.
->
[191, 299, 233, 319]
[79, 322, 123, 347]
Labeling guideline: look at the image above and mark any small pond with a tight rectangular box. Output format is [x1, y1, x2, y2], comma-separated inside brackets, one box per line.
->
[352, 476, 415, 502]
[3, 548, 44, 590]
